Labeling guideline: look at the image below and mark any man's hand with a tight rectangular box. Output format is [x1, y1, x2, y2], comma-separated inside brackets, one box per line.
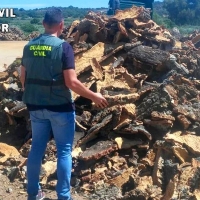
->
[63, 69, 108, 108]
[91, 93, 108, 108]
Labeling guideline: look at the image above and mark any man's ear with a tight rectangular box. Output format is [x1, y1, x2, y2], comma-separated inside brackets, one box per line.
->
[42, 20, 45, 27]
[60, 21, 64, 30]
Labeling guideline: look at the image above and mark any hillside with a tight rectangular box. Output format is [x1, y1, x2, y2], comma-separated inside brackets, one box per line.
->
[0, 2, 199, 36]
[0, 6, 105, 34]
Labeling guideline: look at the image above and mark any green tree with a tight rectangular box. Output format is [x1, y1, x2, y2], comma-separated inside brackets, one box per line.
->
[0, 18, 11, 24]
[30, 18, 40, 24]
[153, 12, 175, 29]
[20, 23, 38, 33]
[163, 0, 200, 25]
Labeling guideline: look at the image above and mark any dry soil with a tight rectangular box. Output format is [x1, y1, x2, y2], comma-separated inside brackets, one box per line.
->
[0, 41, 27, 72]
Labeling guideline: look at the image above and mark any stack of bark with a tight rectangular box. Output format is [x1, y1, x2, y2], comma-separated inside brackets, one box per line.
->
[0, 27, 25, 41]
[1, 6, 200, 199]
[0, 27, 40, 41]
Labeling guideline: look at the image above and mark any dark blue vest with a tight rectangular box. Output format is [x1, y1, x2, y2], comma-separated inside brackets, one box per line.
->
[22, 34, 73, 108]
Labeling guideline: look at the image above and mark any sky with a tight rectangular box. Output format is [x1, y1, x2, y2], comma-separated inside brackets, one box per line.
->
[0, 0, 162, 9]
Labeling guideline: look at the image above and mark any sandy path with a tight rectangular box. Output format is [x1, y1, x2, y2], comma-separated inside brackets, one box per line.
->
[0, 41, 28, 72]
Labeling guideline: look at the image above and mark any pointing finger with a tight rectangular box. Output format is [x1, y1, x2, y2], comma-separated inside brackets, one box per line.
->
[102, 99, 108, 107]
[102, 101, 107, 108]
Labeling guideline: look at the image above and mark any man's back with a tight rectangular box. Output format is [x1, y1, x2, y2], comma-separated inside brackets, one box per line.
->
[22, 34, 75, 112]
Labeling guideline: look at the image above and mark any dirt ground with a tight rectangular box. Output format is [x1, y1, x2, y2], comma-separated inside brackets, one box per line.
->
[0, 175, 86, 200]
[0, 41, 27, 72]
[0, 125, 88, 200]
[0, 174, 57, 200]
[0, 175, 85, 200]
[0, 143, 88, 200]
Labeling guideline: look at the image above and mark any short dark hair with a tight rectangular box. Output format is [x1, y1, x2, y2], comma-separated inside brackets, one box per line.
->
[43, 7, 64, 26]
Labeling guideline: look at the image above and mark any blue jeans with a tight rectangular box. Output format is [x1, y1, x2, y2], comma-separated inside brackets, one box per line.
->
[27, 109, 75, 200]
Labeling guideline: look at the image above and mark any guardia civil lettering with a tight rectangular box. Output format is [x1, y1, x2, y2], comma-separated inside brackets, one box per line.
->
[0, 9, 16, 33]
[0, 9, 16, 18]
[29, 45, 53, 57]
[0, 24, 9, 32]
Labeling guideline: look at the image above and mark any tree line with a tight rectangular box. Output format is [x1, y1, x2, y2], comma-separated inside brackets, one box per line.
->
[13, 6, 91, 19]
[0, 6, 94, 34]
[13, 1, 200, 26]
[0, 2, 199, 34]
[0, 6, 96, 24]
[162, 0, 200, 26]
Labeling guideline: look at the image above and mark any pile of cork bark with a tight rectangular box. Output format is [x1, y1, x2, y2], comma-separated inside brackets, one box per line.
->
[1, 6, 200, 199]
[0, 26, 40, 41]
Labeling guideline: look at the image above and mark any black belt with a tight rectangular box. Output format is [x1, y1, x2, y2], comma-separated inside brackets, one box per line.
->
[26, 78, 64, 86]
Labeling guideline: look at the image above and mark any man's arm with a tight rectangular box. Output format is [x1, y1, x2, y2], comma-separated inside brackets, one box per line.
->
[63, 69, 108, 108]
[20, 65, 26, 90]
[62, 42, 108, 108]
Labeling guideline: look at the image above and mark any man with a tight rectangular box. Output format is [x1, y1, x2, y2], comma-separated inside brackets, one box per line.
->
[20, 8, 108, 200]
[108, 0, 120, 14]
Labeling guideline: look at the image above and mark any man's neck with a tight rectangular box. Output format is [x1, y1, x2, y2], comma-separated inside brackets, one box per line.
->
[44, 31, 58, 37]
